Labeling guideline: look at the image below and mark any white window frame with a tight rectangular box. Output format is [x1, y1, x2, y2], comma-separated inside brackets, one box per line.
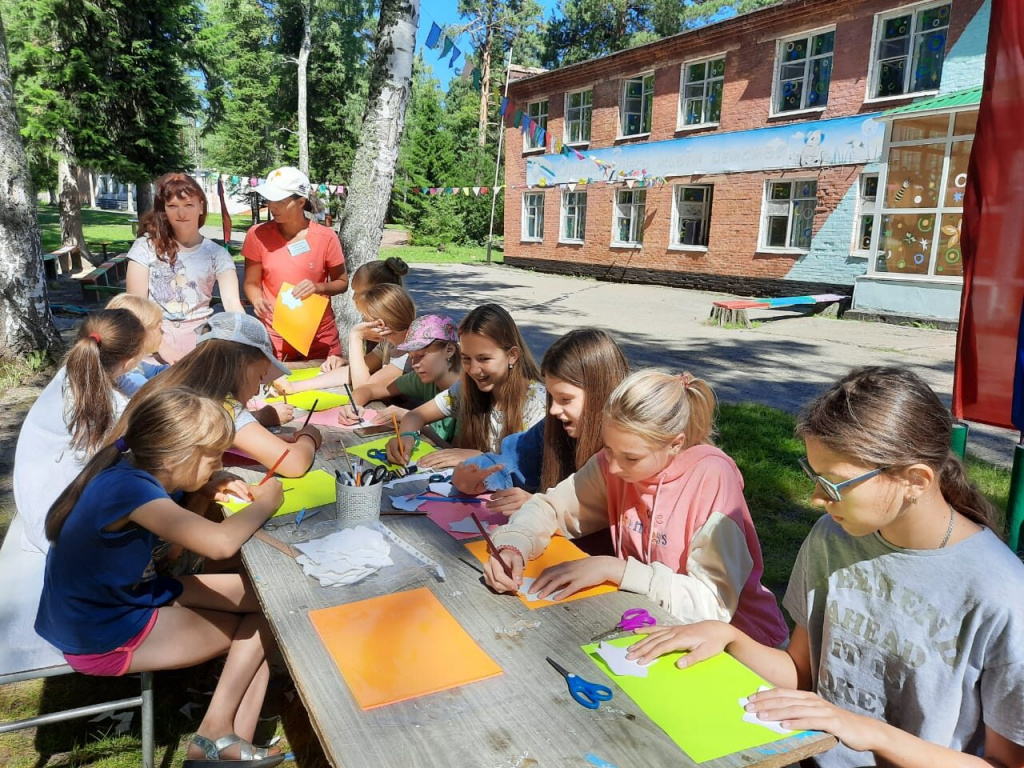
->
[852, 173, 879, 257]
[867, 109, 974, 282]
[771, 26, 836, 117]
[521, 191, 544, 242]
[678, 55, 726, 130]
[758, 179, 818, 252]
[669, 184, 714, 250]
[564, 89, 593, 146]
[612, 188, 646, 246]
[620, 73, 655, 138]
[523, 99, 549, 152]
[867, 0, 951, 103]
[560, 189, 587, 243]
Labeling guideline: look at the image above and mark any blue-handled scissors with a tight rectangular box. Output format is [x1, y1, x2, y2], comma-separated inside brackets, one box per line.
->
[546, 657, 613, 710]
[365, 448, 391, 464]
[590, 608, 657, 642]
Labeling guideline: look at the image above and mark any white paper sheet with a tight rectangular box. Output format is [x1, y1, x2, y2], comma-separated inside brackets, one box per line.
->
[739, 686, 793, 735]
[595, 641, 651, 678]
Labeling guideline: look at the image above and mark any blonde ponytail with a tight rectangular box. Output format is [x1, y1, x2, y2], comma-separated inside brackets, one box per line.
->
[604, 369, 717, 449]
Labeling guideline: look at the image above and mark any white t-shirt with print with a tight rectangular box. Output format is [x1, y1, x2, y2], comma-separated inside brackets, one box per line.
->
[127, 236, 236, 321]
[433, 379, 547, 452]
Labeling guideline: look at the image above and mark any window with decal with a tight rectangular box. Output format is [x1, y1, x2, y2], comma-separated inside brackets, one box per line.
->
[614, 189, 646, 245]
[760, 180, 817, 251]
[871, 2, 951, 99]
[621, 74, 654, 136]
[524, 100, 548, 151]
[680, 57, 725, 127]
[774, 29, 834, 114]
[561, 190, 587, 242]
[672, 185, 714, 247]
[565, 90, 593, 144]
[853, 174, 880, 255]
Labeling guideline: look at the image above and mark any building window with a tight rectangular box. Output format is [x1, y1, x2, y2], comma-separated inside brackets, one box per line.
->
[614, 189, 646, 244]
[672, 185, 714, 247]
[524, 100, 548, 151]
[561, 190, 587, 242]
[871, 2, 951, 99]
[775, 29, 835, 114]
[680, 57, 725, 127]
[872, 109, 973, 279]
[854, 174, 879, 254]
[565, 90, 592, 144]
[621, 74, 654, 136]
[522, 192, 544, 241]
[761, 180, 817, 250]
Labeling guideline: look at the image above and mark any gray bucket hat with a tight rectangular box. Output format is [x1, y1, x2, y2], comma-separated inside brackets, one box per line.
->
[196, 312, 291, 378]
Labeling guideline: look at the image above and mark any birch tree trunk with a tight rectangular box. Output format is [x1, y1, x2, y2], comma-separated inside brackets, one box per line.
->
[477, 24, 492, 148]
[0, 15, 62, 357]
[297, 0, 312, 175]
[56, 127, 95, 269]
[335, 0, 418, 354]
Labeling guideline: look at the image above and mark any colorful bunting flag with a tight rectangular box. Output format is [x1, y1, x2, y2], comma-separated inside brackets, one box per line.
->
[441, 37, 454, 58]
[500, 98, 510, 117]
[426, 22, 442, 49]
[449, 45, 461, 68]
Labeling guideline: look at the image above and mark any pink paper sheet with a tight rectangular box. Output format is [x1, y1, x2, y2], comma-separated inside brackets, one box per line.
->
[419, 495, 506, 541]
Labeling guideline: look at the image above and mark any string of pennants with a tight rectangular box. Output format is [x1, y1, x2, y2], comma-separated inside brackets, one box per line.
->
[425, 22, 481, 90]
[414, 186, 503, 196]
[213, 174, 350, 197]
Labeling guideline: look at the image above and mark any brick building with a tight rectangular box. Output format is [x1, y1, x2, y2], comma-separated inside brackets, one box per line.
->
[502, 0, 991, 320]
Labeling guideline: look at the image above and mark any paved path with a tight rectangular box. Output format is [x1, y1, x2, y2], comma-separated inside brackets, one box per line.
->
[399, 263, 1016, 468]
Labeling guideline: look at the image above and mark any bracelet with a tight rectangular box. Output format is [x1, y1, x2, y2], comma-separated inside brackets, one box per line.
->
[400, 431, 421, 451]
[294, 432, 319, 450]
[496, 544, 525, 563]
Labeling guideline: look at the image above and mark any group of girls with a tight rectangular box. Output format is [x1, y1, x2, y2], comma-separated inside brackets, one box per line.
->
[11, 162, 1023, 766]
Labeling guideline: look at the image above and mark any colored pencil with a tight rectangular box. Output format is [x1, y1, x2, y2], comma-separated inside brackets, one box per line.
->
[300, 399, 319, 429]
[414, 494, 486, 504]
[344, 384, 359, 417]
[390, 412, 406, 463]
[469, 512, 515, 581]
[258, 449, 290, 486]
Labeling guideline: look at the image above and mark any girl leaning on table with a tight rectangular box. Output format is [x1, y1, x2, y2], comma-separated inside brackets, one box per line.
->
[385, 303, 547, 469]
[484, 368, 789, 648]
[451, 328, 630, 515]
[627, 367, 1024, 768]
[35, 388, 285, 768]
[125, 312, 322, 479]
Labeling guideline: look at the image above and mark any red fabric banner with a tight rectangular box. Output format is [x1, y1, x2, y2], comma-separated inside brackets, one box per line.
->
[953, 0, 1024, 429]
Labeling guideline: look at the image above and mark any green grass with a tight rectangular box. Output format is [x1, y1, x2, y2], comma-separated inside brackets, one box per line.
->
[0, 400, 1011, 764]
[37, 206, 137, 257]
[205, 212, 254, 235]
[380, 244, 504, 264]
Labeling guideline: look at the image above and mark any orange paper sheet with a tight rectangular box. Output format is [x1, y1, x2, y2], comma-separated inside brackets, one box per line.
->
[308, 587, 503, 710]
[272, 281, 329, 356]
[465, 535, 617, 609]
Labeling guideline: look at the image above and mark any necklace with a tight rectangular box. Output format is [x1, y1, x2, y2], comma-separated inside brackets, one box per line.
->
[939, 505, 956, 548]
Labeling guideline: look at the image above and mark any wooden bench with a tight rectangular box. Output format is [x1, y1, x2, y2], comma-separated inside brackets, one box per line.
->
[77, 258, 127, 303]
[710, 293, 848, 328]
[0, 515, 154, 766]
[47, 245, 82, 278]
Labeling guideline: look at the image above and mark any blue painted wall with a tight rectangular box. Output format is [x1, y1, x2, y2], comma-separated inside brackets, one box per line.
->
[939, 0, 991, 94]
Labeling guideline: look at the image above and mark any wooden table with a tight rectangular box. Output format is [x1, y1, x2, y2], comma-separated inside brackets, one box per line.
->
[235, 416, 836, 768]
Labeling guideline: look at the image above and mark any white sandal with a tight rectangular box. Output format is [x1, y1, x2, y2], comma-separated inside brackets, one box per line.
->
[183, 733, 286, 767]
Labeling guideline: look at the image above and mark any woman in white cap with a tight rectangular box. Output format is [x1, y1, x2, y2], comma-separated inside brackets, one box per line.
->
[242, 166, 349, 361]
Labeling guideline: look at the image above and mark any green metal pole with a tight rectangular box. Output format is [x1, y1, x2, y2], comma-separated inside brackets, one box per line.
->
[1007, 443, 1024, 552]
[950, 422, 969, 459]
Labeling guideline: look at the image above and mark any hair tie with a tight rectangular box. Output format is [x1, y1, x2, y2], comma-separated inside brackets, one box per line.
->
[88, 332, 101, 344]
[679, 372, 694, 389]
[114, 437, 129, 453]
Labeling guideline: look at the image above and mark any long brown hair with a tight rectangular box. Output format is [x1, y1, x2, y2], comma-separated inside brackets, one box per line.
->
[796, 366, 999, 531]
[355, 284, 416, 333]
[540, 329, 630, 492]
[353, 257, 409, 289]
[47, 388, 234, 543]
[64, 309, 146, 454]
[456, 304, 541, 451]
[138, 173, 208, 264]
[604, 369, 717, 449]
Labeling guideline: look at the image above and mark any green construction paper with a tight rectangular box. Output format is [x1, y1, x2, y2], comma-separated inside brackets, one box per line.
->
[222, 469, 337, 518]
[346, 436, 436, 470]
[265, 390, 349, 411]
[286, 367, 323, 383]
[583, 637, 804, 763]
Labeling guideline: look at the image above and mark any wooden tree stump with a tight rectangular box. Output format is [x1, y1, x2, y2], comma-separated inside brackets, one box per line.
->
[709, 306, 752, 328]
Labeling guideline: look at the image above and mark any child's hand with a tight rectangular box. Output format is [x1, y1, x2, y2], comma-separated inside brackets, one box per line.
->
[290, 425, 322, 451]
[483, 549, 524, 594]
[742, 689, 879, 751]
[336, 403, 361, 426]
[320, 355, 346, 372]
[251, 478, 284, 514]
[372, 405, 406, 426]
[418, 448, 480, 470]
[352, 320, 388, 342]
[529, 556, 625, 600]
[485, 487, 532, 516]
[385, 435, 416, 466]
[202, 471, 252, 502]
[271, 377, 295, 396]
[452, 462, 504, 496]
[261, 402, 294, 426]
[625, 621, 736, 668]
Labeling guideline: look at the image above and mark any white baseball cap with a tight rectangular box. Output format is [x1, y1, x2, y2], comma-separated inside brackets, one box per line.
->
[255, 166, 311, 202]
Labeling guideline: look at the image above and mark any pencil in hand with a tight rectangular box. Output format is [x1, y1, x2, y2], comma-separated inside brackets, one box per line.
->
[470, 512, 515, 582]
[258, 449, 290, 486]
[299, 399, 319, 430]
[391, 412, 405, 463]
[344, 384, 359, 418]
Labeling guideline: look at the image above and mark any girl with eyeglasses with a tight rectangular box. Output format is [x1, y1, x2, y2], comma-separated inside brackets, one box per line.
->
[627, 366, 1024, 768]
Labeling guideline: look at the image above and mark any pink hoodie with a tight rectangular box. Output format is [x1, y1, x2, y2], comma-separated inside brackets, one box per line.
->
[602, 444, 788, 647]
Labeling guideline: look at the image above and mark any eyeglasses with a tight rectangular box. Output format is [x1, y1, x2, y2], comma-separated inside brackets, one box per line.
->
[797, 457, 888, 502]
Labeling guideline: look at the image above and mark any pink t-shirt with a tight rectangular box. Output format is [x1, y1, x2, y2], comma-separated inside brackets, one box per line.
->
[242, 220, 345, 360]
[600, 444, 788, 647]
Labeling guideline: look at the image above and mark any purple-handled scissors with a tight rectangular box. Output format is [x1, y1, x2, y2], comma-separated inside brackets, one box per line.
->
[590, 608, 657, 642]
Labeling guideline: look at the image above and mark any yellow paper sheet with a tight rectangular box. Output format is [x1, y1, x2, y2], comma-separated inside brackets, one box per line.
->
[346, 436, 436, 470]
[285, 367, 323, 383]
[271, 281, 329, 357]
[465, 535, 617, 609]
[221, 469, 336, 518]
[583, 636, 807, 763]
[265, 390, 348, 411]
[309, 587, 503, 710]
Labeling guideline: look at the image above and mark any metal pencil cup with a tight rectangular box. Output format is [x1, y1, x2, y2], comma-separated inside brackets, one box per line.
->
[335, 480, 383, 528]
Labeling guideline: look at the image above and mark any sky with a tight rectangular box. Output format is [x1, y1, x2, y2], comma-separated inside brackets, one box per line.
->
[415, 0, 561, 90]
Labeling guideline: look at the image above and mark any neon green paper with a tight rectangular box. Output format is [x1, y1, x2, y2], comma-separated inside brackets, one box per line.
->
[265, 390, 349, 411]
[346, 436, 436, 470]
[222, 469, 337, 518]
[583, 636, 803, 763]
[285, 367, 323, 383]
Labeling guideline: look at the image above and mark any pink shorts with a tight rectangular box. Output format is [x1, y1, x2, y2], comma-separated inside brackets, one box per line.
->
[64, 610, 159, 677]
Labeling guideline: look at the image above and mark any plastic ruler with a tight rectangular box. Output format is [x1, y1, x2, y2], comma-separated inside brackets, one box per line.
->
[374, 522, 446, 582]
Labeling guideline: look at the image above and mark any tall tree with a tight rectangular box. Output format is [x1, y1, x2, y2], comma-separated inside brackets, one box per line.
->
[296, 0, 312, 173]
[335, 0, 418, 349]
[0, 10, 61, 356]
